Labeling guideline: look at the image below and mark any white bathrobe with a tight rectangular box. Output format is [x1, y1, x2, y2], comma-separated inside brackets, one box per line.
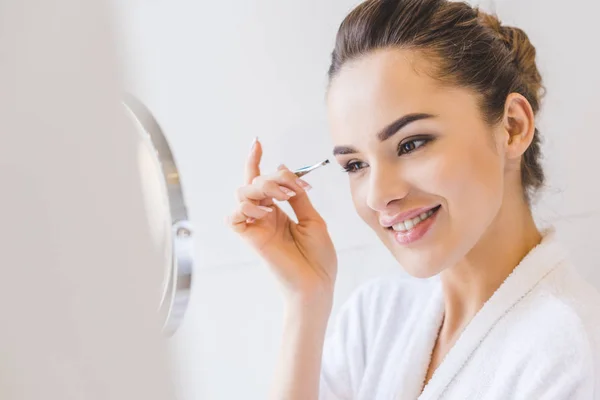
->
[320, 229, 600, 399]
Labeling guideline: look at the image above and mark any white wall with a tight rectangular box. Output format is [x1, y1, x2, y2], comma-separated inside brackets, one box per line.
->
[0, 1, 176, 398]
[117, 1, 600, 399]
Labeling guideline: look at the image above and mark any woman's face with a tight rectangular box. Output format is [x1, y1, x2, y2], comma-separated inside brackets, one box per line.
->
[327, 49, 507, 278]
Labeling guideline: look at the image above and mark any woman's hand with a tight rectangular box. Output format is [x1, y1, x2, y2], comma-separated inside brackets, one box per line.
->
[228, 138, 337, 300]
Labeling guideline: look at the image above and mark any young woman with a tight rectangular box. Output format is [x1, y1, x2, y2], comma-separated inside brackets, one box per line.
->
[229, 0, 600, 398]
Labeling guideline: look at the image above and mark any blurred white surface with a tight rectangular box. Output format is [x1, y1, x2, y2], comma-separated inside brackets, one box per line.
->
[0, 0, 176, 398]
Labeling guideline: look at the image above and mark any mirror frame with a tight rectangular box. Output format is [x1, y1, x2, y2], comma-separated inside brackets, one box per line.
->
[122, 94, 193, 336]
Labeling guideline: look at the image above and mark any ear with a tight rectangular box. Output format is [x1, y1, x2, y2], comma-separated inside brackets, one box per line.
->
[501, 93, 536, 160]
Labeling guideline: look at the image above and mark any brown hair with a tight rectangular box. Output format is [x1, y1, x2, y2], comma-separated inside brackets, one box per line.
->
[328, 0, 545, 202]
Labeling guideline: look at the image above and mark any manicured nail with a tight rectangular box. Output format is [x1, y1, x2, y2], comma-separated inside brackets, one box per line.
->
[279, 186, 296, 197]
[296, 179, 312, 191]
[258, 206, 273, 213]
[250, 137, 258, 152]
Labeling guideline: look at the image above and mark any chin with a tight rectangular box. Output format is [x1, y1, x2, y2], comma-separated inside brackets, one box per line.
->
[377, 224, 447, 279]
[395, 254, 445, 279]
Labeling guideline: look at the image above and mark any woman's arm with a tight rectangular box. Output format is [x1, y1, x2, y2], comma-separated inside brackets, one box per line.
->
[270, 291, 334, 400]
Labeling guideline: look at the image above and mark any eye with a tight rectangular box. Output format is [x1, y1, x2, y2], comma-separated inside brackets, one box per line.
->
[398, 137, 431, 155]
[342, 160, 368, 174]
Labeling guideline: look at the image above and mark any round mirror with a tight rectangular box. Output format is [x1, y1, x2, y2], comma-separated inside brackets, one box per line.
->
[122, 94, 193, 336]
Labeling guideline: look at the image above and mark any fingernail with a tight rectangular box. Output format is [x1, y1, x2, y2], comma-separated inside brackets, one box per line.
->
[258, 206, 273, 213]
[277, 164, 287, 171]
[279, 186, 296, 197]
[296, 179, 312, 191]
[246, 217, 255, 224]
[250, 137, 258, 152]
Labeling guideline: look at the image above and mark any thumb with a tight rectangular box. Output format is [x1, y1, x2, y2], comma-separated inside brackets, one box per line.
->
[288, 191, 324, 225]
[277, 165, 324, 225]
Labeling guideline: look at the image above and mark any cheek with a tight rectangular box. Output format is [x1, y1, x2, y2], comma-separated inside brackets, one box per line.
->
[429, 139, 504, 217]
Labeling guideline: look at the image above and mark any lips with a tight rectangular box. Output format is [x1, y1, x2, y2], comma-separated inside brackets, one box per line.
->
[380, 205, 441, 228]
[390, 205, 441, 245]
[390, 206, 439, 232]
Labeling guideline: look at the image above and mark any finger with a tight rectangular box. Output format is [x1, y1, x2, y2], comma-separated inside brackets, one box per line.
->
[276, 166, 322, 224]
[288, 190, 324, 224]
[237, 181, 296, 203]
[277, 165, 313, 194]
[228, 209, 248, 228]
[252, 168, 308, 198]
[240, 201, 273, 219]
[228, 202, 274, 230]
[245, 137, 262, 185]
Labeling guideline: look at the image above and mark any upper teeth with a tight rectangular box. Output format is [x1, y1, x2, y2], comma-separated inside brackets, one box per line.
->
[392, 209, 436, 232]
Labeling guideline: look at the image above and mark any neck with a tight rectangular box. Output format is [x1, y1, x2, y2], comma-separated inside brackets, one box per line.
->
[438, 189, 542, 338]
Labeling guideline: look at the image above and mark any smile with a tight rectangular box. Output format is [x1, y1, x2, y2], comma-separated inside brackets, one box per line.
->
[391, 207, 438, 232]
[388, 205, 441, 245]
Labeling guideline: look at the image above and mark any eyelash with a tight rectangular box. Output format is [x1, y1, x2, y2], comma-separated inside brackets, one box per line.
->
[342, 136, 432, 174]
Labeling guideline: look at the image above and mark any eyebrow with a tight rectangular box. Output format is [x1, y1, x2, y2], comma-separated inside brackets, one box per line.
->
[332, 113, 435, 156]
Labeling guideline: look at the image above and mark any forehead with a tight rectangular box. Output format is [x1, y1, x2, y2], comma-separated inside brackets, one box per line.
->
[330, 49, 437, 99]
[326, 49, 472, 140]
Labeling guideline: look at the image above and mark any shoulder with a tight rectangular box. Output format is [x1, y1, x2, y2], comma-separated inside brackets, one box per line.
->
[508, 263, 600, 381]
[529, 262, 600, 345]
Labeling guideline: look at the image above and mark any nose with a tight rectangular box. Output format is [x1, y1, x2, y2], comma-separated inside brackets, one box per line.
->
[365, 164, 410, 212]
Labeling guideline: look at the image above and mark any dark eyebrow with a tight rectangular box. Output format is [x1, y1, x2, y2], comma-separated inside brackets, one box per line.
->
[332, 113, 435, 156]
[377, 113, 435, 142]
[333, 145, 358, 156]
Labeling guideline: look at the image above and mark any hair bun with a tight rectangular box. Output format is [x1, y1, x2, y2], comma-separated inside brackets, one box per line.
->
[477, 10, 544, 108]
